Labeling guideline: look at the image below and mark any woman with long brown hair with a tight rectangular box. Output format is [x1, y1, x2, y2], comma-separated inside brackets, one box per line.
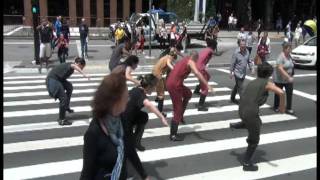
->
[80, 72, 150, 180]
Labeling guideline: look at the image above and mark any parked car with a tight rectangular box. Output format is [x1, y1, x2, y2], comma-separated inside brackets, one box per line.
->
[290, 36, 317, 67]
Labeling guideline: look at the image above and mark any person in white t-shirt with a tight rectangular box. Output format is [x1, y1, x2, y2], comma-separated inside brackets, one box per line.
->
[228, 13, 234, 31]
[237, 27, 247, 46]
[294, 23, 303, 47]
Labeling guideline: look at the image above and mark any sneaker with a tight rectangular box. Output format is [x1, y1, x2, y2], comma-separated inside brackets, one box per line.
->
[198, 105, 208, 111]
[169, 135, 183, 141]
[58, 119, 72, 126]
[286, 109, 295, 115]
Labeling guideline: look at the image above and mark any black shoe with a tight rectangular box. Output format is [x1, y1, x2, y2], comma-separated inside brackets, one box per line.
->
[155, 97, 159, 102]
[161, 112, 167, 117]
[58, 119, 72, 126]
[229, 123, 235, 131]
[66, 108, 74, 113]
[243, 162, 258, 171]
[136, 144, 146, 151]
[230, 99, 239, 104]
[198, 105, 208, 111]
[169, 135, 183, 141]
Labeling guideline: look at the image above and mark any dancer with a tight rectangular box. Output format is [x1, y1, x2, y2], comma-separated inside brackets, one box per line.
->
[152, 50, 178, 116]
[112, 55, 141, 86]
[230, 62, 285, 171]
[121, 74, 168, 151]
[80, 72, 150, 180]
[166, 51, 213, 141]
[193, 40, 217, 111]
[46, 57, 89, 125]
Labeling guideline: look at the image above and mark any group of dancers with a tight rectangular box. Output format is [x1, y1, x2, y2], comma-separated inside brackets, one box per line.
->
[45, 36, 286, 179]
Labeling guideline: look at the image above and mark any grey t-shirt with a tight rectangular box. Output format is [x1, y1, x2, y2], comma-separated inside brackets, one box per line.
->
[272, 53, 294, 84]
[109, 43, 126, 71]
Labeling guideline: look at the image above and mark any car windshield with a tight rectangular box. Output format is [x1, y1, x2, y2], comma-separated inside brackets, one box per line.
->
[304, 37, 317, 46]
[130, 13, 142, 23]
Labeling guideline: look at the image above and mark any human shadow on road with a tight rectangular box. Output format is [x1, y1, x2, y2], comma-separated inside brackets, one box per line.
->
[229, 149, 278, 167]
[127, 160, 168, 180]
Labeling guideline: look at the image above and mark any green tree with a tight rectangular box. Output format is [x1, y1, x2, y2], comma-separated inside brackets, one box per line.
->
[167, 0, 194, 21]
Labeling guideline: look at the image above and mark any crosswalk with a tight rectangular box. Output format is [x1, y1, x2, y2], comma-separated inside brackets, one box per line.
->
[3, 70, 316, 180]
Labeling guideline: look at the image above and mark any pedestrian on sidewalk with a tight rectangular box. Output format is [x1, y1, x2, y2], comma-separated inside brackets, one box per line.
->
[159, 20, 167, 50]
[121, 74, 168, 152]
[228, 13, 234, 31]
[230, 40, 254, 104]
[108, 39, 131, 72]
[230, 62, 285, 171]
[256, 19, 262, 39]
[294, 23, 303, 47]
[276, 15, 283, 35]
[80, 72, 150, 180]
[180, 21, 188, 53]
[36, 18, 54, 69]
[112, 55, 141, 86]
[166, 51, 213, 141]
[170, 22, 177, 48]
[61, 18, 70, 57]
[256, 36, 269, 63]
[152, 50, 178, 117]
[272, 42, 295, 115]
[246, 29, 257, 57]
[134, 23, 145, 55]
[79, 18, 89, 58]
[46, 57, 90, 126]
[193, 40, 217, 111]
[237, 27, 247, 46]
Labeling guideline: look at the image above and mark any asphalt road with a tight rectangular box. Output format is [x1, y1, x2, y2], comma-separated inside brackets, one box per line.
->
[3, 62, 317, 179]
[3, 37, 287, 73]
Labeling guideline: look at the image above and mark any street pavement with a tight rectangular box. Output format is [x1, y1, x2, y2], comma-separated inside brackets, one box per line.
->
[3, 64, 317, 179]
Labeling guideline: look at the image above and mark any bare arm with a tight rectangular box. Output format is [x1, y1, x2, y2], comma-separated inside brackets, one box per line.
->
[265, 81, 285, 113]
[71, 64, 90, 80]
[125, 66, 140, 85]
[166, 58, 174, 70]
[188, 60, 213, 92]
[143, 99, 168, 126]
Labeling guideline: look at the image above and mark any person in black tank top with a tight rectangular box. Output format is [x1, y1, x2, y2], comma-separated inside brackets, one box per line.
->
[46, 57, 90, 125]
[229, 62, 285, 171]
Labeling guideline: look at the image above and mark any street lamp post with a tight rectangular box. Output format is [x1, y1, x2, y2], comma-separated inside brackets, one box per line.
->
[145, 0, 155, 59]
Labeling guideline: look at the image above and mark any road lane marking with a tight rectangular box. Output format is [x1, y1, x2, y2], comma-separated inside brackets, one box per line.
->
[75, 40, 82, 57]
[4, 77, 207, 89]
[169, 153, 316, 180]
[215, 68, 317, 101]
[3, 128, 315, 179]
[4, 114, 296, 153]
[4, 91, 236, 118]
[3, 72, 195, 80]
[3, 81, 217, 98]
[4, 89, 231, 107]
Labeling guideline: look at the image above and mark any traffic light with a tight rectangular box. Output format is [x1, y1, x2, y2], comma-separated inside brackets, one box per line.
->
[31, 0, 39, 14]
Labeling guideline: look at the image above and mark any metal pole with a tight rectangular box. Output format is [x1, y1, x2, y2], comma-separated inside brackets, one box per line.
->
[148, 0, 152, 57]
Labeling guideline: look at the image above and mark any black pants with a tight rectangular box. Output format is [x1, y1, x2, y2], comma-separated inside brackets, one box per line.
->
[122, 111, 148, 139]
[160, 37, 166, 49]
[58, 47, 68, 63]
[274, 82, 293, 110]
[47, 78, 73, 119]
[231, 76, 244, 100]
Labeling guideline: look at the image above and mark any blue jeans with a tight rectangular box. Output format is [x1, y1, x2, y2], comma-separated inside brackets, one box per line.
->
[80, 37, 88, 57]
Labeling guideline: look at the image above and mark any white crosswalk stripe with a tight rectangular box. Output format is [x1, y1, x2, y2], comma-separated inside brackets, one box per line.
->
[3, 71, 315, 180]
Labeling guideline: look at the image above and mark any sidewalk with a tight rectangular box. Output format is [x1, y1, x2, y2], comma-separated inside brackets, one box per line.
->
[3, 25, 285, 40]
